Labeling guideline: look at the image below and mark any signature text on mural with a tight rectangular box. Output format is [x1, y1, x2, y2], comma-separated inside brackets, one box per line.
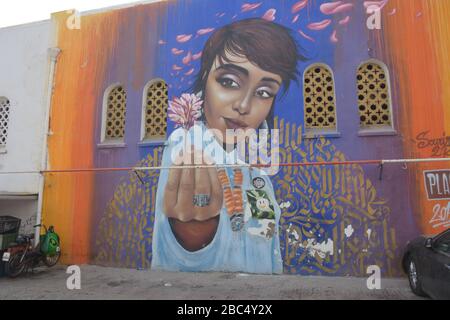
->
[416, 131, 450, 157]
[430, 202, 450, 229]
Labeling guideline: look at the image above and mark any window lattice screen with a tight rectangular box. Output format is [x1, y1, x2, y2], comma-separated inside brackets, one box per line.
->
[304, 65, 337, 131]
[357, 62, 392, 128]
[144, 80, 168, 140]
[0, 97, 10, 147]
[105, 85, 127, 140]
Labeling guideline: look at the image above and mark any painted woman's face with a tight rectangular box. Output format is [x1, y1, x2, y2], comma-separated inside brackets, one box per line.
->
[203, 52, 282, 144]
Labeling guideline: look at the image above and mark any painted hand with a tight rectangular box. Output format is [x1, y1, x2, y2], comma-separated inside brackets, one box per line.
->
[163, 147, 223, 222]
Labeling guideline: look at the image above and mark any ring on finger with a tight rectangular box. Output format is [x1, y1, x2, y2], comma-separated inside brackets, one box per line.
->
[193, 194, 211, 207]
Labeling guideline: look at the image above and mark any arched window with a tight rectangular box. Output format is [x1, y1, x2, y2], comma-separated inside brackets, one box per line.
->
[357, 60, 393, 131]
[0, 97, 11, 148]
[141, 79, 168, 141]
[303, 64, 337, 134]
[102, 84, 127, 143]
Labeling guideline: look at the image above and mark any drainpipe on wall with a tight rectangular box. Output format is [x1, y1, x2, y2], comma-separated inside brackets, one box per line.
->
[35, 47, 61, 245]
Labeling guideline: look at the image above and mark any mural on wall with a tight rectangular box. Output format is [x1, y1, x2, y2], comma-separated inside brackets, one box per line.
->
[95, 116, 398, 275]
[94, 11, 398, 275]
[43, 0, 450, 275]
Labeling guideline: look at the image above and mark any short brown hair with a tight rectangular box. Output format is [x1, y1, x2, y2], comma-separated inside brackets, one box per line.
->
[193, 18, 306, 95]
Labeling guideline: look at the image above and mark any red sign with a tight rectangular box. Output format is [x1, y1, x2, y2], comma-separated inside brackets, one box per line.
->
[424, 170, 450, 200]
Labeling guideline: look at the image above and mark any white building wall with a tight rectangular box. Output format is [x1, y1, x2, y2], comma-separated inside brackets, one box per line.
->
[0, 199, 38, 235]
[0, 21, 52, 195]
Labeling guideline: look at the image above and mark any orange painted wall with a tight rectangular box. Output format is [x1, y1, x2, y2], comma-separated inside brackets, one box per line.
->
[42, 11, 124, 264]
[381, 0, 450, 234]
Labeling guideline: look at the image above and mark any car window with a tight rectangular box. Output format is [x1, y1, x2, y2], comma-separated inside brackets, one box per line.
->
[434, 230, 450, 254]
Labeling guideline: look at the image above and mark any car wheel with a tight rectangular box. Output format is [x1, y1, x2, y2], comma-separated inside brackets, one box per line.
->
[407, 256, 427, 297]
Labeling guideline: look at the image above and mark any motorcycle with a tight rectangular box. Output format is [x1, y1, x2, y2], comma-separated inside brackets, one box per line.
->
[1, 224, 61, 278]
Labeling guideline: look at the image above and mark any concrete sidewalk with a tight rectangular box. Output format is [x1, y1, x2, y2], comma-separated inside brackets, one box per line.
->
[0, 265, 426, 300]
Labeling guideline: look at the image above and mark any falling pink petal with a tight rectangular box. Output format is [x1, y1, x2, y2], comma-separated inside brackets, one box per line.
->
[328, 3, 354, 14]
[330, 30, 338, 43]
[320, 1, 343, 14]
[172, 64, 183, 71]
[292, 0, 308, 14]
[197, 28, 215, 36]
[171, 48, 184, 55]
[262, 9, 276, 21]
[307, 19, 332, 31]
[416, 12, 422, 17]
[182, 51, 193, 65]
[339, 16, 350, 25]
[292, 14, 300, 23]
[219, 13, 226, 18]
[193, 52, 203, 60]
[241, 2, 262, 12]
[158, 40, 166, 45]
[299, 30, 315, 42]
[176, 34, 193, 43]
[388, 8, 396, 15]
[232, 14, 238, 19]
[185, 68, 195, 76]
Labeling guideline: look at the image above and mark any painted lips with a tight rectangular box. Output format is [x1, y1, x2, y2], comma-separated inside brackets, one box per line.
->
[224, 118, 249, 130]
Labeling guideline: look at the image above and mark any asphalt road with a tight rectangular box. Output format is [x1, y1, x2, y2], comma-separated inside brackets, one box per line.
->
[0, 264, 426, 300]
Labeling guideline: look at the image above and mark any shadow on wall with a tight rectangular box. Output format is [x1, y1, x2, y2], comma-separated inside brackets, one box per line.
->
[93, 117, 399, 276]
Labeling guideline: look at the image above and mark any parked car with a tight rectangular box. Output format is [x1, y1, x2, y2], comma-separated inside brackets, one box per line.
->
[402, 228, 450, 299]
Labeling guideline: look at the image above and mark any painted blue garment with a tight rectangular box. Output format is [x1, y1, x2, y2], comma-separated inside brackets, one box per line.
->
[151, 122, 283, 274]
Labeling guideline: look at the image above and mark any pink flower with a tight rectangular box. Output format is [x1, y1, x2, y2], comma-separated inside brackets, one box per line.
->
[168, 93, 203, 129]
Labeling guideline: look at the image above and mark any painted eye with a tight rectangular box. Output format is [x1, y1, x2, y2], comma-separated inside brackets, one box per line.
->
[256, 89, 274, 99]
[218, 78, 239, 89]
